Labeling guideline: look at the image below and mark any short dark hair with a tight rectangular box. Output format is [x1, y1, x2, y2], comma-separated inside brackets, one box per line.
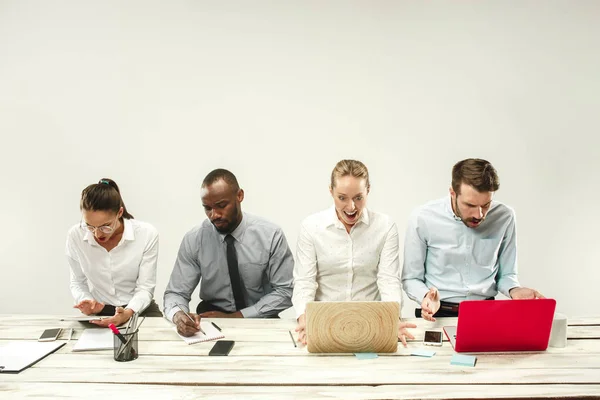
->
[452, 158, 500, 194]
[202, 169, 240, 191]
[80, 178, 134, 219]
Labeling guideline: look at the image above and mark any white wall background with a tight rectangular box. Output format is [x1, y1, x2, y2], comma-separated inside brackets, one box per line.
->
[0, 1, 598, 318]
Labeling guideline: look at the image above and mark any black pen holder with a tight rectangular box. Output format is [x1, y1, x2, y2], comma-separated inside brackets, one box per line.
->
[114, 329, 139, 362]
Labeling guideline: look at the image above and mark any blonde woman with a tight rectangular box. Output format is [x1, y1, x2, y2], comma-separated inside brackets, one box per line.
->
[292, 160, 416, 346]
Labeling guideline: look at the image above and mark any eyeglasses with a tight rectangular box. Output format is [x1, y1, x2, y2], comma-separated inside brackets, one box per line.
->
[80, 216, 119, 235]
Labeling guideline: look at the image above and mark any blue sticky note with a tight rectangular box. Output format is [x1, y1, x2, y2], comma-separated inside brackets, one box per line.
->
[450, 354, 477, 367]
[354, 352, 378, 360]
[411, 349, 436, 357]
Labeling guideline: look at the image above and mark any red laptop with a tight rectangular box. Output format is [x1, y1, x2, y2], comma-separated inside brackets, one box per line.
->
[443, 299, 556, 352]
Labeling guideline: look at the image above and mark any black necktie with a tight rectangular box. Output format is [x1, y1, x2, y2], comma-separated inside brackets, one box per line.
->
[225, 234, 246, 310]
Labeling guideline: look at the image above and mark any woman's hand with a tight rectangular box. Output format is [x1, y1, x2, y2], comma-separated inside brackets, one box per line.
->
[73, 299, 104, 315]
[295, 314, 307, 345]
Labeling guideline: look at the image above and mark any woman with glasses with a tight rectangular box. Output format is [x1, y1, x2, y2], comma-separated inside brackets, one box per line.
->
[65, 178, 161, 327]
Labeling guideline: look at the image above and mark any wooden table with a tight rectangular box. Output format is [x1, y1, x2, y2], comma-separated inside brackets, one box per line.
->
[1, 315, 599, 399]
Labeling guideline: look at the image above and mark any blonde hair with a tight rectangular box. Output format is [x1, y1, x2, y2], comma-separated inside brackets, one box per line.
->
[330, 159, 370, 189]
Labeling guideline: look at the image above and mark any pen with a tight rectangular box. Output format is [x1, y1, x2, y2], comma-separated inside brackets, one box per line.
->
[175, 303, 205, 335]
[211, 322, 222, 332]
[288, 330, 297, 348]
[109, 323, 128, 346]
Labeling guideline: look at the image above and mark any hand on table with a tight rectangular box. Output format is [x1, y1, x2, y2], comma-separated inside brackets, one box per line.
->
[510, 287, 545, 299]
[295, 314, 307, 345]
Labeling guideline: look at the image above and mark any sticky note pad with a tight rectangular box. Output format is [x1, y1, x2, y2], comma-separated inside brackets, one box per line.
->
[354, 352, 378, 360]
[450, 354, 477, 367]
[411, 349, 436, 357]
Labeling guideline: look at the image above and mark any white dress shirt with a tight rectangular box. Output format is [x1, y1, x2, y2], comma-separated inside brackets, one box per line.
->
[402, 196, 520, 305]
[66, 218, 159, 313]
[292, 207, 402, 318]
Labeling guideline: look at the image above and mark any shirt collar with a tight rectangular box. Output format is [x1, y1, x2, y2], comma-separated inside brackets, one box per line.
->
[325, 206, 370, 229]
[83, 218, 134, 245]
[445, 195, 463, 222]
[218, 213, 247, 243]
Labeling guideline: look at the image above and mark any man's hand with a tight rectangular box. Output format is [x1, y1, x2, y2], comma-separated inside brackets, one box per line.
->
[198, 311, 243, 318]
[510, 287, 545, 299]
[398, 321, 417, 347]
[90, 307, 133, 328]
[73, 299, 104, 315]
[295, 314, 307, 345]
[421, 287, 441, 321]
[174, 310, 201, 337]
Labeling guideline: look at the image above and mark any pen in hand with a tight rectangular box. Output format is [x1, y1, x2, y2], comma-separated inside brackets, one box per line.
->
[175, 303, 205, 335]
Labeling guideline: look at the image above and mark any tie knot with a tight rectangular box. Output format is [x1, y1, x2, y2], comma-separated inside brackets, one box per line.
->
[225, 234, 235, 245]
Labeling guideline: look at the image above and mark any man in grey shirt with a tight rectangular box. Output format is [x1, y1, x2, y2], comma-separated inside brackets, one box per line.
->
[164, 169, 294, 336]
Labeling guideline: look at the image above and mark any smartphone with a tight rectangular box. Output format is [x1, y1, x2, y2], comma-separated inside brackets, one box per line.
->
[423, 330, 443, 346]
[38, 328, 62, 342]
[209, 340, 235, 356]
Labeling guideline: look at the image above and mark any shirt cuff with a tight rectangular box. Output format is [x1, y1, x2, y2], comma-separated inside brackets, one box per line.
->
[126, 298, 148, 314]
[412, 286, 430, 305]
[240, 305, 258, 318]
[498, 278, 521, 298]
[294, 302, 306, 319]
[166, 307, 180, 323]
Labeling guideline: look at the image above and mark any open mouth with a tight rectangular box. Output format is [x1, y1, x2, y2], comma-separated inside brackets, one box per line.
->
[344, 210, 358, 221]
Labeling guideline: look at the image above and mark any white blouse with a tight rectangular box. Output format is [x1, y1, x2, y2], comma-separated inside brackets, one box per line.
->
[66, 218, 159, 313]
[292, 207, 402, 318]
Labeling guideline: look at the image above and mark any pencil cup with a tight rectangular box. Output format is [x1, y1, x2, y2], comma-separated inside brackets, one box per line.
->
[548, 312, 567, 348]
[114, 329, 139, 362]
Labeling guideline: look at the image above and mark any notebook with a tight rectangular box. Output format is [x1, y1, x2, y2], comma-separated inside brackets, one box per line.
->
[72, 328, 114, 352]
[0, 341, 66, 373]
[173, 322, 224, 344]
[305, 301, 399, 353]
[443, 299, 556, 352]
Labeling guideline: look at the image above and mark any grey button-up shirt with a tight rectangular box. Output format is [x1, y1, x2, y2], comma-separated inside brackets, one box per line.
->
[164, 212, 294, 320]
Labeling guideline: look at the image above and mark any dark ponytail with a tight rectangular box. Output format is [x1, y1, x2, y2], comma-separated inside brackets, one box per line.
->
[80, 178, 134, 219]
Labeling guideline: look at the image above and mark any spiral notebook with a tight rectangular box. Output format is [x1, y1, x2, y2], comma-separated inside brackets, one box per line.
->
[173, 322, 224, 344]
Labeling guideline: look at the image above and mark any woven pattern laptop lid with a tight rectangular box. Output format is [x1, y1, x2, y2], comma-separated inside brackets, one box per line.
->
[306, 301, 399, 353]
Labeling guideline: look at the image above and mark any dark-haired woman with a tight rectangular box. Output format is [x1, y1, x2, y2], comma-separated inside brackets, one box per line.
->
[65, 179, 161, 327]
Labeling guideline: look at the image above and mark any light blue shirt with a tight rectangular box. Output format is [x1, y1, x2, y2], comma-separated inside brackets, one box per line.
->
[402, 196, 520, 304]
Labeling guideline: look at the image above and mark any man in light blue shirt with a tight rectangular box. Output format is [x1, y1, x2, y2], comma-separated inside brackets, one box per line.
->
[402, 158, 544, 321]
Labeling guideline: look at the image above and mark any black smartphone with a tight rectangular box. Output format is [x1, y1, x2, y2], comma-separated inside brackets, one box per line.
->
[209, 340, 235, 356]
[38, 328, 62, 342]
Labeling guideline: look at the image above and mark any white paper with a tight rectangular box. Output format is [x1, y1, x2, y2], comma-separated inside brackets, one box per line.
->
[0, 341, 64, 372]
[72, 329, 114, 352]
